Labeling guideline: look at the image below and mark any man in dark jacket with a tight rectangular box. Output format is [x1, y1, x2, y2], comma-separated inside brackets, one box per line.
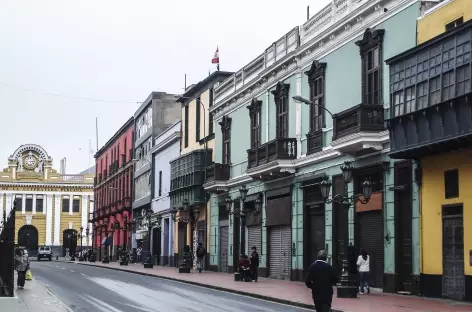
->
[305, 250, 338, 312]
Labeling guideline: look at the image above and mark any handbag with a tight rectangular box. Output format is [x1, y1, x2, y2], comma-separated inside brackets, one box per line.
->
[25, 270, 33, 281]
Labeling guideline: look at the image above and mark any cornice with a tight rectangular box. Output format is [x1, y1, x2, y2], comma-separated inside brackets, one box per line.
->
[151, 132, 181, 155]
[0, 182, 93, 188]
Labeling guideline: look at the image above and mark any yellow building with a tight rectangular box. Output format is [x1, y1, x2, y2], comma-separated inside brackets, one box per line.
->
[171, 71, 233, 267]
[387, 0, 472, 301]
[0, 144, 94, 257]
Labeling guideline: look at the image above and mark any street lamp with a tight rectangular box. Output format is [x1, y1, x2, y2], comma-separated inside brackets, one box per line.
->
[170, 200, 192, 223]
[112, 220, 121, 261]
[319, 161, 373, 298]
[78, 226, 84, 261]
[137, 207, 162, 269]
[102, 221, 110, 263]
[292, 95, 335, 119]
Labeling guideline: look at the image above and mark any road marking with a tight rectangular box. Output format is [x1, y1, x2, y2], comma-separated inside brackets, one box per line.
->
[69, 270, 75, 273]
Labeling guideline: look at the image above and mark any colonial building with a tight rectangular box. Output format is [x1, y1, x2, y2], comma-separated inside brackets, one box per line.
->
[150, 121, 181, 266]
[133, 91, 180, 261]
[387, 0, 472, 301]
[0, 144, 94, 256]
[93, 117, 134, 262]
[171, 71, 233, 268]
[206, 0, 438, 292]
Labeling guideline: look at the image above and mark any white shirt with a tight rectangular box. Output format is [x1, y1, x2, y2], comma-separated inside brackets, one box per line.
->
[357, 255, 370, 272]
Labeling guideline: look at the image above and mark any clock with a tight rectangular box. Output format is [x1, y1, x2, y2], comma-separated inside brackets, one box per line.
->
[24, 155, 37, 169]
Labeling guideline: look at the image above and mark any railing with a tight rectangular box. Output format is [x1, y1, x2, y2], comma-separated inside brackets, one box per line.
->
[205, 163, 230, 183]
[332, 104, 385, 141]
[0, 206, 16, 297]
[59, 174, 85, 182]
[247, 138, 297, 169]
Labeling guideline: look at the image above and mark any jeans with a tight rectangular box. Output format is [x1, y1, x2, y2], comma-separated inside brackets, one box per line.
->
[359, 271, 369, 293]
[196, 257, 204, 272]
[17, 271, 26, 287]
[314, 300, 331, 312]
[251, 265, 258, 281]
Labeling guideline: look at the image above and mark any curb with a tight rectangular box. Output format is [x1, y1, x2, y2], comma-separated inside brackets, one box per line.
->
[71, 261, 344, 312]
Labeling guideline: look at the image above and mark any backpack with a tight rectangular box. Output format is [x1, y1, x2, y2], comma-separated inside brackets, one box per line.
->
[197, 247, 206, 257]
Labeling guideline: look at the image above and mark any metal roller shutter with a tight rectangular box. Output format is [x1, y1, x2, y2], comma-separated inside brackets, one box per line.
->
[358, 211, 384, 288]
[247, 226, 261, 255]
[269, 226, 291, 280]
[219, 226, 229, 273]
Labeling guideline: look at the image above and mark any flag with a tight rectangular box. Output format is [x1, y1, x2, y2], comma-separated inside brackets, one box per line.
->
[211, 46, 219, 64]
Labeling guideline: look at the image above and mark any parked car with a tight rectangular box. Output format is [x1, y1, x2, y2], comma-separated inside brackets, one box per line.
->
[37, 246, 52, 261]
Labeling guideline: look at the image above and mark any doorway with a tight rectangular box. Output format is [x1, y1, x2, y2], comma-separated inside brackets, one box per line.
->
[18, 225, 39, 256]
[62, 229, 78, 257]
[152, 227, 161, 265]
[332, 175, 348, 274]
[442, 204, 465, 300]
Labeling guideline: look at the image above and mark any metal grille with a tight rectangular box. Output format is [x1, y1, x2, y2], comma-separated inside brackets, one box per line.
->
[442, 214, 465, 300]
[219, 226, 228, 273]
[0, 206, 15, 297]
[269, 226, 291, 280]
[247, 226, 261, 255]
[358, 210, 384, 288]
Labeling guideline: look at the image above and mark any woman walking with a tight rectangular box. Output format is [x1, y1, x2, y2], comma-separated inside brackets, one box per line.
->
[15, 248, 29, 289]
[357, 249, 370, 294]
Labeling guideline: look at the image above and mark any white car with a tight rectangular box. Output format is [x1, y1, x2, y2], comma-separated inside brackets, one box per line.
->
[37, 246, 52, 261]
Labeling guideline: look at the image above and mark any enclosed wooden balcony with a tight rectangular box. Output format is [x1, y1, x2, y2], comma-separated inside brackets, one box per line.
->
[331, 104, 387, 155]
[246, 137, 297, 181]
[203, 163, 230, 193]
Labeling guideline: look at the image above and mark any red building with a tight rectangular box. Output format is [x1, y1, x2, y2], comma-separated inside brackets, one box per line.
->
[92, 117, 134, 261]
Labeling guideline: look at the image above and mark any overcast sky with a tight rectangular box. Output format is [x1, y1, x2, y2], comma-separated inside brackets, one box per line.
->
[0, 0, 331, 174]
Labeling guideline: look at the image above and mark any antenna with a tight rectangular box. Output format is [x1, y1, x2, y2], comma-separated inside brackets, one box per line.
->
[184, 73, 187, 91]
[95, 117, 99, 151]
[307, 5, 310, 20]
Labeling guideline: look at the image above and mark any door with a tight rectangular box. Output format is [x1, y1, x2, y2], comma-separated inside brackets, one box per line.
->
[358, 210, 384, 288]
[332, 175, 348, 274]
[306, 204, 325, 270]
[394, 161, 413, 292]
[18, 225, 39, 256]
[178, 222, 186, 265]
[442, 206, 465, 300]
[233, 213, 240, 268]
[152, 227, 161, 265]
[247, 226, 262, 255]
[269, 226, 291, 280]
[219, 226, 229, 272]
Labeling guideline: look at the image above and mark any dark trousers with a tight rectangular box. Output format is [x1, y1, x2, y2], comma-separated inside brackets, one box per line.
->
[17, 271, 26, 287]
[314, 300, 331, 312]
[251, 265, 258, 281]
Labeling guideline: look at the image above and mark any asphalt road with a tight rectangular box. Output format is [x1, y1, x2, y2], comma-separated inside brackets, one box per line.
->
[31, 261, 312, 312]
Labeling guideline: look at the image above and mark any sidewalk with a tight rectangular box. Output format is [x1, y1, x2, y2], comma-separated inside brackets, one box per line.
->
[64, 259, 472, 312]
[0, 272, 71, 312]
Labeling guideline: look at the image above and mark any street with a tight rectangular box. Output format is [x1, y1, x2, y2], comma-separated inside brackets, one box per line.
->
[31, 261, 312, 312]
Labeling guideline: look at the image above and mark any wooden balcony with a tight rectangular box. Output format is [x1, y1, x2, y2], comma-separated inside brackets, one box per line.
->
[203, 163, 230, 193]
[246, 137, 297, 180]
[331, 104, 387, 155]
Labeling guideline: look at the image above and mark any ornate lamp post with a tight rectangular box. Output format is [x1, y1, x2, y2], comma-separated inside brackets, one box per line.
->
[137, 208, 162, 269]
[319, 161, 373, 298]
[102, 221, 110, 263]
[225, 186, 262, 281]
[78, 226, 84, 261]
[112, 220, 121, 261]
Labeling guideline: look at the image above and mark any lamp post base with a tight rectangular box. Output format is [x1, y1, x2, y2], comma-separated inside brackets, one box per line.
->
[178, 266, 191, 273]
[234, 272, 241, 281]
[143, 262, 153, 269]
[337, 285, 358, 298]
[102, 256, 109, 264]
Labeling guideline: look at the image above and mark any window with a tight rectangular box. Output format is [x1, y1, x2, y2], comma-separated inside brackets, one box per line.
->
[429, 76, 441, 105]
[15, 195, 22, 211]
[73, 196, 80, 213]
[445, 17, 463, 32]
[36, 195, 43, 213]
[25, 195, 33, 212]
[271, 82, 290, 138]
[444, 169, 459, 199]
[442, 71, 455, 101]
[416, 81, 428, 110]
[124, 138, 127, 162]
[456, 64, 471, 96]
[393, 90, 404, 116]
[196, 97, 201, 141]
[184, 104, 189, 148]
[209, 88, 214, 135]
[247, 99, 262, 148]
[405, 86, 416, 113]
[219, 116, 232, 164]
[62, 196, 70, 212]
[158, 170, 162, 197]
[305, 60, 327, 132]
[356, 28, 384, 105]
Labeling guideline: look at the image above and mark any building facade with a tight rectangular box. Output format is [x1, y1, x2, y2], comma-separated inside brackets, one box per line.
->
[171, 71, 233, 268]
[93, 117, 134, 261]
[150, 121, 181, 266]
[206, 0, 437, 292]
[387, 0, 472, 301]
[133, 91, 180, 259]
[0, 144, 94, 257]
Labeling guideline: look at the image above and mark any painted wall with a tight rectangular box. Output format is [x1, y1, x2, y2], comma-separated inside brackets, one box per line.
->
[418, 0, 472, 44]
[420, 148, 472, 276]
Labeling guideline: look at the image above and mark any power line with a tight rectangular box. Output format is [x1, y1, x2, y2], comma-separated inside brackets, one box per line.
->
[0, 81, 139, 104]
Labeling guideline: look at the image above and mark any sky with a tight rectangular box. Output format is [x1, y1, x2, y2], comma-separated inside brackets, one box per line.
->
[0, 0, 331, 174]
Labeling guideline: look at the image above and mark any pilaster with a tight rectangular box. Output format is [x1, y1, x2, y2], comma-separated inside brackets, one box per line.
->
[81, 195, 88, 245]
[54, 194, 61, 245]
[0, 193, 4, 217]
[69, 193, 73, 215]
[5, 193, 13, 216]
[295, 70, 302, 158]
[21, 194, 26, 215]
[46, 194, 53, 246]
[32, 194, 37, 214]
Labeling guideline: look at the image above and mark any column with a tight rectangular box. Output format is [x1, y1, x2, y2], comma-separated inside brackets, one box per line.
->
[295, 70, 302, 158]
[46, 194, 53, 246]
[54, 194, 61, 246]
[32, 194, 37, 214]
[21, 194, 26, 214]
[265, 91, 269, 142]
[69, 193, 73, 215]
[81, 195, 88, 245]
[5, 194, 13, 216]
[0, 193, 4, 217]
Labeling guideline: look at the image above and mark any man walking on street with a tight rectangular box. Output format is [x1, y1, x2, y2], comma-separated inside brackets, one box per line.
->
[196, 243, 206, 273]
[305, 250, 338, 312]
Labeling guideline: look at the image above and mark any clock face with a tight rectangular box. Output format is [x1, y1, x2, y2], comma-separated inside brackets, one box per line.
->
[24, 155, 37, 168]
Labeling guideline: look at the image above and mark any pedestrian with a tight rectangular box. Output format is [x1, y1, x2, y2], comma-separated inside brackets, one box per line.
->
[137, 246, 142, 263]
[196, 243, 206, 273]
[15, 248, 29, 289]
[250, 246, 259, 282]
[357, 248, 370, 294]
[305, 250, 338, 312]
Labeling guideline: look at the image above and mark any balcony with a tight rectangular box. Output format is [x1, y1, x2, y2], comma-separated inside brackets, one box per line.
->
[203, 163, 230, 193]
[331, 104, 388, 155]
[246, 137, 297, 181]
